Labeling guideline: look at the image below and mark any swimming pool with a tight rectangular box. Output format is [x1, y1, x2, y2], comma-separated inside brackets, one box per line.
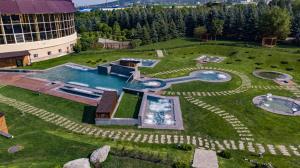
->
[138, 94, 184, 130]
[30, 64, 128, 94]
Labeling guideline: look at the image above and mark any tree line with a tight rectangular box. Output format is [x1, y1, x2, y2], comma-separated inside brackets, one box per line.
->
[75, 0, 300, 49]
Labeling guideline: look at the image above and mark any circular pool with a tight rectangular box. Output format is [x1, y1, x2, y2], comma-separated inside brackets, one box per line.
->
[190, 70, 232, 82]
[253, 70, 293, 81]
[253, 94, 300, 116]
[141, 79, 167, 89]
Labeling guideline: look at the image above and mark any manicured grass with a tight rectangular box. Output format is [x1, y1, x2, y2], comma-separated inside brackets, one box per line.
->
[0, 103, 190, 168]
[114, 93, 141, 118]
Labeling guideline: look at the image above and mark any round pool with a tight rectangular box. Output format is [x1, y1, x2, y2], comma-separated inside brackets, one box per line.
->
[141, 79, 167, 89]
[190, 70, 232, 82]
[253, 70, 293, 81]
[253, 94, 300, 116]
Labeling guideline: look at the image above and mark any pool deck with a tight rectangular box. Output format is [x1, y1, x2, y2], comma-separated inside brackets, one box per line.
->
[0, 72, 99, 106]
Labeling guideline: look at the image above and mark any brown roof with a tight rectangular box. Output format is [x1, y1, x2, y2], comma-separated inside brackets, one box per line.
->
[96, 91, 118, 114]
[0, 0, 76, 14]
[0, 51, 30, 59]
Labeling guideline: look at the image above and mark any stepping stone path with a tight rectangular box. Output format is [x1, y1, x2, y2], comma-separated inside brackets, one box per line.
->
[184, 96, 254, 142]
[0, 94, 299, 157]
[160, 66, 251, 97]
[285, 85, 300, 98]
[251, 85, 285, 90]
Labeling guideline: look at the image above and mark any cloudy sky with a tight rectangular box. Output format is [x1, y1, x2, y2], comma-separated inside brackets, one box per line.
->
[72, 0, 116, 7]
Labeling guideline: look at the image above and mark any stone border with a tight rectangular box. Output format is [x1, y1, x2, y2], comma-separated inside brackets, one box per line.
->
[253, 95, 300, 116]
[253, 70, 293, 81]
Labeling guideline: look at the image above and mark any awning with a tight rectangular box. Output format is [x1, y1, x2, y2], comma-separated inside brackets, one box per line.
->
[0, 51, 30, 59]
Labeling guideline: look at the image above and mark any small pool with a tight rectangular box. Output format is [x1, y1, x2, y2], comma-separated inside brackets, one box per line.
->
[143, 96, 175, 126]
[138, 94, 184, 130]
[58, 86, 102, 99]
[190, 70, 231, 81]
[253, 94, 300, 116]
[126, 79, 167, 90]
[30, 64, 128, 94]
[121, 58, 159, 67]
[253, 70, 293, 81]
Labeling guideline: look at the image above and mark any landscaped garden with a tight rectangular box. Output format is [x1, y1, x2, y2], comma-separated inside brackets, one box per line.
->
[1, 38, 300, 167]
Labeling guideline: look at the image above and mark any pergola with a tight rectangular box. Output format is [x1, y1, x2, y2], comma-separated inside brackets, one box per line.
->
[262, 37, 277, 48]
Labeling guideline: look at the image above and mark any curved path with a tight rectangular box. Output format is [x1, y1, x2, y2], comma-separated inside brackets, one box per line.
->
[0, 93, 300, 157]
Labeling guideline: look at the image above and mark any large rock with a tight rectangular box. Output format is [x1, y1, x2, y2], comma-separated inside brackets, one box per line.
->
[63, 158, 91, 168]
[90, 145, 111, 167]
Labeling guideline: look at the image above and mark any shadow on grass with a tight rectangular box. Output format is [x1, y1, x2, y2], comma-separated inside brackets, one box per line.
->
[82, 106, 96, 124]
[132, 96, 143, 118]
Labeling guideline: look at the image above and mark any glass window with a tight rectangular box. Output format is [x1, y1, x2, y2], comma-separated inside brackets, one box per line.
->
[52, 31, 58, 38]
[40, 32, 47, 40]
[24, 33, 32, 42]
[29, 15, 35, 23]
[47, 51, 51, 55]
[38, 23, 45, 32]
[21, 15, 30, 23]
[22, 24, 31, 33]
[0, 26, 3, 34]
[4, 25, 13, 34]
[1, 15, 11, 24]
[15, 34, 24, 43]
[6, 34, 15, 44]
[58, 49, 62, 53]
[44, 14, 50, 22]
[13, 24, 23, 33]
[51, 22, 56, 30]
[60, 29, 65, 37]
[34, 54, 38, 58]
[46, 31, 52, 39]
[0, 35, 5, 44]
[30, 24, 38, 32]
[11, 15, 20, 23]
[32, 33, 39, 41]
[45, 23, 51, 31]
[37, 14, 43, 22]
[50, 14, 55, 22]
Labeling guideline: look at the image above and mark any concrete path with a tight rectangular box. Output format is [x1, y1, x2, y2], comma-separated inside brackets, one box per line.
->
[156, 50, 164, 58]
[192, 149, 218, 168]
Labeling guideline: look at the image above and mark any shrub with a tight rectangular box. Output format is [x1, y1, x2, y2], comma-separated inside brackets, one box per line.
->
[286, 67, 294, 71]
[245, 51, 249, 53]
[255, 67, 262, 69]
[131, 39, 142, 48]
[229, 51, 239, 56]
[235, 59, 242, 62]
[255, 62, 263, 65]
[73, 43, 82, 53]
[247, 56, 255, 59]
[268, 54, 272, 56]
[297, 59, 300, 62]
[218, 150, 231, 159]
[173, 161, 189, 168]
[175, 144, 193, 151]
[280, 61, 288, 64]
[270, 65, 278, 68]
[226, 62, 233, 64]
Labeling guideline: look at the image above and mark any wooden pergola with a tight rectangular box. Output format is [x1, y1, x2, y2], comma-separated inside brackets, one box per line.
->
[262, 37, 277, 48]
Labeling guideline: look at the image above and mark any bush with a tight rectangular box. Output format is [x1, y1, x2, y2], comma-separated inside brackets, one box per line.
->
[73, 43, 82, 53]
[173, 161, 189, 168]
[297, 59, 300, 62]
[280, 61, 288, 64]
[131, 39, 142, 48]
[270, 65, 278, 68]
[235, 59, 242, 62]
[226, 62, 233, 64]
[217, 150, 231, 159]
[255, 62, 263, 65]
[175, 144, 193, 151]
[286, 67, 294, 71]
[229, 51, 239, 56]
[247, 56, 255, 59]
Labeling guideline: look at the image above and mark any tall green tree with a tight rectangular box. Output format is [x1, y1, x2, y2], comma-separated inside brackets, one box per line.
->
[211, 19, 224, 40]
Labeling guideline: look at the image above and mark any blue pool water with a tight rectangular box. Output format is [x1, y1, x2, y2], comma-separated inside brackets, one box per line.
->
[190, 70, 230, 81]
[141, 60, 158, 67]
[30, 65, 128, 93]
[259, 96, 300, 114]
[126, 79, 167, 90]
[143, 96, 175, 126]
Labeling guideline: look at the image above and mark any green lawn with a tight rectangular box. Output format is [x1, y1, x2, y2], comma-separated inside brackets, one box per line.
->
[114, 93, 141, 118]
[1, 38, 300, 167]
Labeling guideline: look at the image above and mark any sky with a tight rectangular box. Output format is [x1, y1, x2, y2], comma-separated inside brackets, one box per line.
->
[72, 0, 116, 7]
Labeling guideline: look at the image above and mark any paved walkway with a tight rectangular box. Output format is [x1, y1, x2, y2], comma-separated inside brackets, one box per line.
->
[156, 50, 164, 58]
[192, 149, 218, 168]
[0, 94, 299, 157]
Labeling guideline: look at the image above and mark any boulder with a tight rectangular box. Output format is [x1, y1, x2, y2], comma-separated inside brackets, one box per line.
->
[63, 158, 91, 168]
[90, 145, 111, 167]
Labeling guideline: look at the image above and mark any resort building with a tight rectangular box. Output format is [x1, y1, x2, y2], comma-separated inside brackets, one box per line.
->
[0, 0, 77, 68]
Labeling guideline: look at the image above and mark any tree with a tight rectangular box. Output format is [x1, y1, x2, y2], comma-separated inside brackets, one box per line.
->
[142, 26, 151, 44]
[112, 22, 121, 37]
[169, 19, 179, 39]
[151, 23, 159, 43]
[211, 19, 224, 40]
[193, 26, 207, 40]
[259, 7, 291, 39]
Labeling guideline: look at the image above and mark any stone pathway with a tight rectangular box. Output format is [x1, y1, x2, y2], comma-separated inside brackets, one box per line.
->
[285, 85, 300, 98]
[185, 96, 254, 142]
[0, 94, 299, 157]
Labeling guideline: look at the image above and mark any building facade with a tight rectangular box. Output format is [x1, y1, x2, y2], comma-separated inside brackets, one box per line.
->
[0, 0, 77, 68]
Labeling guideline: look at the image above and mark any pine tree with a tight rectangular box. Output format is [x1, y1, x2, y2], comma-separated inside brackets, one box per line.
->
[151, 23, 159, 43]
[142, 26, 151, 45]
[169, 19, 179, 39]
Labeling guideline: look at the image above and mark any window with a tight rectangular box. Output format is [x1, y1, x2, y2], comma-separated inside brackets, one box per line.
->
[5, 35, 15, 44]
[47, 51, 52, 55]
[34, 54, 38, 58]
[4, 25, 13, 34]
[0, 35, 5, 44]
[11, 15, 20, 24]
[24, 33, 33, 42]
[40, 32, 47, 40]
[1, 15, 11, 24]
[58, 49, 62, 53]
[22, 24, 31, 33]
[13, 24, 23, 33]
[15, 34, 24, 43]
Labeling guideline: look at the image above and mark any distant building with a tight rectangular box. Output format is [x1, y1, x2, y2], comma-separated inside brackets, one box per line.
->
[0, 0, 77, 68]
